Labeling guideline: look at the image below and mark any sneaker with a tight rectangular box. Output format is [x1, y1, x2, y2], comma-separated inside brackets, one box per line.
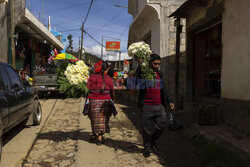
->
[143, 148, 151, 158]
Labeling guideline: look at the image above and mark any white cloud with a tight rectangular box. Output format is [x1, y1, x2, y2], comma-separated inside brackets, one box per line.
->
[84, 45, 132, 61]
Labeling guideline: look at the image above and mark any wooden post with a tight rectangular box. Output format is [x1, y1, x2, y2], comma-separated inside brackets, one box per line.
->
[10, 0, 15, 69]
[175, 18, 182, 111]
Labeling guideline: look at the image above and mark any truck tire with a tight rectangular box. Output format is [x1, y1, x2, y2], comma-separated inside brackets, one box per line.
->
[33, 101, 42, 125]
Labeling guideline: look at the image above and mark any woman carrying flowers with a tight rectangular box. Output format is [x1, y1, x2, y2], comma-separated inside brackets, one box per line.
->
[86, 61, 116, 145]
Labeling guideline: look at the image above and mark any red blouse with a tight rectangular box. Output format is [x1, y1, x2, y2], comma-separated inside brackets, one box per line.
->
[87, 73, 114, 99]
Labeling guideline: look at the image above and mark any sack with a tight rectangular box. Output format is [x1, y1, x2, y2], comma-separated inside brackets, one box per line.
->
[82, 99, 89, 116]
[110, 99, 117, 116]
[168, 111, 183, 131]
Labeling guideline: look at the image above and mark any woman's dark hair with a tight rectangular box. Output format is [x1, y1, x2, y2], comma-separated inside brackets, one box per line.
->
[149, 54, 161, 63]
[101, 61, 109, 91]
[101, 61, 109, 74]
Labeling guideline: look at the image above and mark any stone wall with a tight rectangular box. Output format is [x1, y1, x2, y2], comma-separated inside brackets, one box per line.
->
[163, 0, 186, 107]
[221, 0, 250, 101]
[0, 3, 8, 63]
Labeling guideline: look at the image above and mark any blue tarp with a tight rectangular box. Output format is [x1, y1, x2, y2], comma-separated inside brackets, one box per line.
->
[50, 29, 66, 53]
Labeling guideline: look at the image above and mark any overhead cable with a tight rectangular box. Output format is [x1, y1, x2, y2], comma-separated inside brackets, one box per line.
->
[90, 10, 125, 35]
[84, 30, 104, 47]
[41, 2, 90, 13]
[83, 0, 94, 26]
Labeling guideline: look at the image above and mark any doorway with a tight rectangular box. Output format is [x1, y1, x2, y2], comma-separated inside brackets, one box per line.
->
[193, 23, 222, 102]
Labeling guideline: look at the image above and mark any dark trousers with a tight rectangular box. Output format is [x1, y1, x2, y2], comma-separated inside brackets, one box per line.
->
[141, 104, 167, 148]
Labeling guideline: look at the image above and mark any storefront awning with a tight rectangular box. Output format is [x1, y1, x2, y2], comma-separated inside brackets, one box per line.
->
[169, 0, 208, 18]
[18, 8, 64, 50]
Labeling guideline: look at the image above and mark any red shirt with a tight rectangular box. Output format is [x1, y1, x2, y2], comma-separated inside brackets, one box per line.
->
[144, 72, 161, 105]
[87, 73, 114, 99]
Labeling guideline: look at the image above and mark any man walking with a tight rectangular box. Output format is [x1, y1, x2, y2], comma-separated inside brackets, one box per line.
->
[135, 54, 175, 157]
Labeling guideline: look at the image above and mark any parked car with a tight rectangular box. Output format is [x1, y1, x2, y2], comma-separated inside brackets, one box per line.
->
[0, 62, 42, 161]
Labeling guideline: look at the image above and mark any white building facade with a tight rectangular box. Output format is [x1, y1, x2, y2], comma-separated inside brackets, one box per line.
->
[128, 0, 186, 104]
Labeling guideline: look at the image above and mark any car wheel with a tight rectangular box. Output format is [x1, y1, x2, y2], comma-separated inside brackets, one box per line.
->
[33, 101, 42, 125]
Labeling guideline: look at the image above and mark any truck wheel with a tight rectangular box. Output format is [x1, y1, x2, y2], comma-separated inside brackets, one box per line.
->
[33, 101, 42, 125]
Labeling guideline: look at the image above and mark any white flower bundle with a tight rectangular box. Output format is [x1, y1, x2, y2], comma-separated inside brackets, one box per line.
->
[128, 42, 156, 79]
[64, 60, 90, 85]
[128, 41, 152, 61]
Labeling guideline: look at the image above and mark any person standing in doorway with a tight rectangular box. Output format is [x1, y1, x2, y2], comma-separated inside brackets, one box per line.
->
[135, 54, 175, 157]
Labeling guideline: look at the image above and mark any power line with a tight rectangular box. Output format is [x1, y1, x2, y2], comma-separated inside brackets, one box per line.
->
[52, 3, 115, 27]
[84, 30, 104, 47]
[83, 0, 94, 26]
[90, 10, 125, 35]
[41, 2, 90, 13]
[61, 28, 80, 32]
[119, 21, 131, 38]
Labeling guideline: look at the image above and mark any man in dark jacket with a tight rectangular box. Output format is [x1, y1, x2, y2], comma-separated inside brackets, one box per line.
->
[135, 54, 175, 157]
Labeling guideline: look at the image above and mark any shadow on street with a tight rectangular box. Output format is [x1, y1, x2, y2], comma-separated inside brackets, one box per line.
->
[114, 90, 207, 167]
[38, 130, 142, 154]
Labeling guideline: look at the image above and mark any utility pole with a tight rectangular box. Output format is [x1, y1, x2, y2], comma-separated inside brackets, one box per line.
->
[80, 25, 84, 60]
[42, 0, 44, 24]
[10, 0, 15, 69]
[119, 51, 121, 71]
[78, 36, 81, 59]
[101, 35, 104, 60]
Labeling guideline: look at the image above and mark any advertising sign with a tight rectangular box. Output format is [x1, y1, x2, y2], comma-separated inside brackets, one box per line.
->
[106, 41, 120, 51]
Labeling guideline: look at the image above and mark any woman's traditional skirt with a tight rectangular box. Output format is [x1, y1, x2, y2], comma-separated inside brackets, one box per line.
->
[88, 99, 111, 134]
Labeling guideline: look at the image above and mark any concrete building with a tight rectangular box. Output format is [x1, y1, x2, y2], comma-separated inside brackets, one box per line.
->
[128, 0, 186, 105]
[170, 0, 250, 134]
[0, 0, 63, 73]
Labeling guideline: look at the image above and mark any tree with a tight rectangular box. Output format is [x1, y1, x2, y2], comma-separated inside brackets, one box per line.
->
[66, 34, 73, 53]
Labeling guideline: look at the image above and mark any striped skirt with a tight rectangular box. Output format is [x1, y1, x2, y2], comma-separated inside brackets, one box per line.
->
[88, 99, 111, 134]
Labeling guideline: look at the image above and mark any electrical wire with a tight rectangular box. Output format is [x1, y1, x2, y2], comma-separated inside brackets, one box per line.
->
[84, 30, 104, 47]
[90, 10, 125, 35]
[52, 3, 115, 27]
[119, 21, 131, 38]
[61, 28, 80, 32]
[83, 0, 94, 26]
[41, 2, 91, 13]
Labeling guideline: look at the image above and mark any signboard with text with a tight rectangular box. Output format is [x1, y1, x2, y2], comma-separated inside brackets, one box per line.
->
[106, 41, 120, 51]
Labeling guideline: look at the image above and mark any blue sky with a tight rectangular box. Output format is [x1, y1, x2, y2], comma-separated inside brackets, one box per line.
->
[27, 0, 132, 60]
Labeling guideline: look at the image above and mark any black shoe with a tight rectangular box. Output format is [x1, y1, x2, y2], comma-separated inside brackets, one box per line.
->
[143, 148, 151, 158]
[151, 142, 159, 152]
[89, 135, 97, 143]
[96, 139, 103, 146]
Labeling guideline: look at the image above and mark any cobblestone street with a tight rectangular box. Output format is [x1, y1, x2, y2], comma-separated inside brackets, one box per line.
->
[22, 98, 83, 167]
[17, 92, 208, 167]
[21, 96, 167, 167]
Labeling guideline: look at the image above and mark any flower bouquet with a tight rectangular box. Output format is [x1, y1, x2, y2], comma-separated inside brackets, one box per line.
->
[56, 60, 89, 98]
[128, 42, 156, 79]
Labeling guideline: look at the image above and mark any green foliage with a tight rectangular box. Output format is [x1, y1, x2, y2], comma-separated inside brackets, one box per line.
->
[56, 61, 89, 98]
[193, 135, 247, 167]
[66, 34, 73, 53]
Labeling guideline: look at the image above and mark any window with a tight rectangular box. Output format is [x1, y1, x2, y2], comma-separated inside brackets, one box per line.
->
[5, 65, 22, 90]
[0, 66, 4, 91]
[0, 65, 11, 91]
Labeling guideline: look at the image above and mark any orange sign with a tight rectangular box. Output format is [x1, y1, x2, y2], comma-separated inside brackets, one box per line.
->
[106, 41, 120, 51]
[124, 60, 129, 65]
